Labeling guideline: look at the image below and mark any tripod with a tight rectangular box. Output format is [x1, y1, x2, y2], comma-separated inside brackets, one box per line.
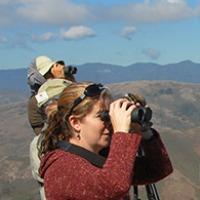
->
[133, 183, 160, 200]
[133, 146, 160, 200]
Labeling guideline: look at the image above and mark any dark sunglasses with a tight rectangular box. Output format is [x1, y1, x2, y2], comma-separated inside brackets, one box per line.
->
[67, 83, 105, 116]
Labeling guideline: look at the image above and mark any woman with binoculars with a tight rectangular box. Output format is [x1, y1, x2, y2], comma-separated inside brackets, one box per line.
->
[39, 82, 173, 200]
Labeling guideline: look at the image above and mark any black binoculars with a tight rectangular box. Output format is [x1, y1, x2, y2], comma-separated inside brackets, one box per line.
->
[64, 65, 77, 76]
[100, 107, 152, 125]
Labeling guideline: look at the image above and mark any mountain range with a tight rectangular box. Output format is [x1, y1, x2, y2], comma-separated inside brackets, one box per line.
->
[0, 60, 200, 93]
[1, 60, 200, 199]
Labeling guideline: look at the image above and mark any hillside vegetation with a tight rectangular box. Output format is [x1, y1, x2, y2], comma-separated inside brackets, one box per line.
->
[1, 81, 200, 199]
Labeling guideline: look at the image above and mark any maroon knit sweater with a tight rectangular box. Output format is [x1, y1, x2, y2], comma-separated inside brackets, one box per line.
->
[40, 131, 173, 200]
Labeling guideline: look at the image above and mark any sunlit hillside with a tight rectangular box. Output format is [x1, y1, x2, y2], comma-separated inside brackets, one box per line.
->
[1, 81, 200, 200]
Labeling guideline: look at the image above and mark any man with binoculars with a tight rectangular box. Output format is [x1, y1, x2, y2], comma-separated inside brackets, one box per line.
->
[27, 55, 77, 135]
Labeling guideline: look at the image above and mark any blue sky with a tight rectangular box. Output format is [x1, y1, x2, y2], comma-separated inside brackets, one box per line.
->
[0, 0, 200, 69]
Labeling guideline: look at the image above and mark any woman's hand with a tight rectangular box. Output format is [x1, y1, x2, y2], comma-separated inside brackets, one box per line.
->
[109, 98, 139, 133]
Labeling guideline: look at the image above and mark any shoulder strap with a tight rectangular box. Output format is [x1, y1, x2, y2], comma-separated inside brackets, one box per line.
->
[56, 141, 106, 168]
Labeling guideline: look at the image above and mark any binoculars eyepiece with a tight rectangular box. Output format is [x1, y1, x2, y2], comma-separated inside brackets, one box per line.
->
[64, 65, 77, 76]
[100, 107, 152, 125]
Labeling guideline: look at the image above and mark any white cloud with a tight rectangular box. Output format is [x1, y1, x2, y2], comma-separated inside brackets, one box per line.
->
[167, 0, 185, 4]
[0, 0, 35, 26]
[142, 48, 161, 60]
[0, 0, 11, 5]
[0, 0, 34, 4]
[120, 26, 136, 40]
[17, 0, 90, 25]
[32, 32, 55, 42]
[60, 26, 96, 40]
[1, 1, 200, 27]
[109, 0, 198, 23]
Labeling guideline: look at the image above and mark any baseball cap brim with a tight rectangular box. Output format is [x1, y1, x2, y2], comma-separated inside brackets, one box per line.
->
[40, 60, 65, 75]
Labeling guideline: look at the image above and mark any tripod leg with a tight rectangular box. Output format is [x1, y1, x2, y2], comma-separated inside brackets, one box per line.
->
[145, 184, 160, 200]
[133, 186, 141, 200]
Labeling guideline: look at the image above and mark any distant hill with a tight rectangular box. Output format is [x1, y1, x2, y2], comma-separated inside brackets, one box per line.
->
[0, 68, 28, 92]
[77, 60, 200, 84]
[0, 60, 200, 93]
[1, 81, 200, 200]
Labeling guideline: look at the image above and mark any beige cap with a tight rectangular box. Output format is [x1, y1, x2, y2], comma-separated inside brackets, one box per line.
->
[36, 79, 71, 107]
[36, 56, 59, 76]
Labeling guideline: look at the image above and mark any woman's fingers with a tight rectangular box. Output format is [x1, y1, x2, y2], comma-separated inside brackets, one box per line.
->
[109, 98, 138, 133]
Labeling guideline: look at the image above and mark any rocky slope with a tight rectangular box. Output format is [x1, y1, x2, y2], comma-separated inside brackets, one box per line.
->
[1, 81, 200, 199]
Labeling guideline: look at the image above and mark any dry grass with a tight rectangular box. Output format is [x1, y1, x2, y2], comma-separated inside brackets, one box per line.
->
[1, 80, 200, 199]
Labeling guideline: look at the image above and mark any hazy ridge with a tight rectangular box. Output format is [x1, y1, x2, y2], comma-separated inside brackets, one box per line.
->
[0, 60, 200, 93]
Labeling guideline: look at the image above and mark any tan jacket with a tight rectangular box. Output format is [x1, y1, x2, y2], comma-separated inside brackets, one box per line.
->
[27, 95, 46, 135]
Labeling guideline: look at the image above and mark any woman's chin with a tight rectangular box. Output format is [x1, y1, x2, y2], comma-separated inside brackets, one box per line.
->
[102, 137, 111, 147]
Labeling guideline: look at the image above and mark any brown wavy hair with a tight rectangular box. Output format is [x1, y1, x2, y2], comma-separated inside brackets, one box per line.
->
[39, 82, 112, 156]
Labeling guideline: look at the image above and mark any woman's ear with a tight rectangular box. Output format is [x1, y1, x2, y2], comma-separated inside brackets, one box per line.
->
[68, 115, 81, 132]
[50, 64, 59, 77]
